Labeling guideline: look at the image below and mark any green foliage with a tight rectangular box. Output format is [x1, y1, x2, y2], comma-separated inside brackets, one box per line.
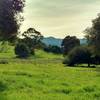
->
[17, 28, 43, 55]
[22, 28, 43, 49]
[0, 81, 7, 92]
[0, 0, 25, 41]
[61, 36, 80, 55]
[0, 46, 99, 99]
[83, 86, 95, 93]
[43, 45, 62, 54]
[0, 42, 10, 53]
[85, 14, 100, 56]
[63, 46, 91, 66]
[0, 60, 8, 64]
[15, 43, 30, 58]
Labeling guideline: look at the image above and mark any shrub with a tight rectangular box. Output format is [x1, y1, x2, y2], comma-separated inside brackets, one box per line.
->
[91, 55, 100, 64]
[15, 43, 30, 58]
[0, 60, 8, 64]
[50, 46, 62, 54]
[63, 46, 92, 67]
[43, 46, 50, 52]
[0, 81, 7, 92]
[44, 45, 62, 54]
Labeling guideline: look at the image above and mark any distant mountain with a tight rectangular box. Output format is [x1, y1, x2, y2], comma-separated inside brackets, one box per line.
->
[42, 37, 62, 47]
[80, 39, 87, 45]
[42, 37, 87, 47]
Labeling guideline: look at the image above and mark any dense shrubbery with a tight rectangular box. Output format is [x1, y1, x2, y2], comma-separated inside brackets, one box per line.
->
[43, 45, 62, 54]
[91, 55, 100, 65]
[63, 46, 92, 67]
[15, 43, 31, 58]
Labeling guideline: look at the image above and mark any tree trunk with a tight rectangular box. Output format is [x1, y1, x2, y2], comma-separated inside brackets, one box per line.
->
[88, 62, 90, 67]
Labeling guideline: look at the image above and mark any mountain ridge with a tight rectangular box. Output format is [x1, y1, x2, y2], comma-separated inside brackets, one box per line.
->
[42, 37, 87, 47]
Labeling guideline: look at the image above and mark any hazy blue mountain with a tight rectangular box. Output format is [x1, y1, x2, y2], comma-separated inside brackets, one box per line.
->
[42, 37, 87, 47]
[42, 37, 62, 47]
[80, 39, 87, 45]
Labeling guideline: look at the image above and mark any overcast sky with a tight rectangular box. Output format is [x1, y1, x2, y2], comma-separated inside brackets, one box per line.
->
[20, 0, 100, 38]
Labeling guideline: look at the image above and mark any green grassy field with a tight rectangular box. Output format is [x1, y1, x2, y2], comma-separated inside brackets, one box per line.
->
[0, 48, 100, 100]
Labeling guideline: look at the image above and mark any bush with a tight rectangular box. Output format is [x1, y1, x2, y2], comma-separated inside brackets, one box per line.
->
[15, 43, 30, 58]
[91, 55, 100, 65]
[51, 46, 62, 54]
[63, 46, 92, 67]
[43, 46, 50, 52]
[0, 60, 8, 64]
[44, 45, 62, 54]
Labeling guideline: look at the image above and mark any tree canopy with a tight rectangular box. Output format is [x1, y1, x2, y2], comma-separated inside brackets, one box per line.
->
[17, 28, 43, 54]
[0, 0, 25, 41]
[85, 14, 100, 56]
[61, 36, 80, 55]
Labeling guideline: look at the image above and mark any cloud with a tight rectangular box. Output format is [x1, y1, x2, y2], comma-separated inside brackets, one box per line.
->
[20, 0, 100, 38]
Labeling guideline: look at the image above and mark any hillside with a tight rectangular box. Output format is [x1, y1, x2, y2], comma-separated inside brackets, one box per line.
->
[0, 49, 99, 100]
[42, 37, 62, 47]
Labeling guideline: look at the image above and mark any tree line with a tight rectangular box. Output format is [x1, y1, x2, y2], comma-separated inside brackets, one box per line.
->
[0, 0, 100, 67]
[62, 14, 100, 67]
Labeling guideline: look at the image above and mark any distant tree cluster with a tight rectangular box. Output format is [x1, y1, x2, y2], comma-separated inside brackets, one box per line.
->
[63, 14, 100, 67]
[43, 45, 62, 54]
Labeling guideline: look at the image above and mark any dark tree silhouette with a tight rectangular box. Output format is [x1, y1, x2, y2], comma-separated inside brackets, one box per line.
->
[63, 46, 92, 67]
[85, 14, 100, 56]
[43, 45, 62, 54]
[21, 28, 43, 54]
[61, 36, 80, 55]
[15, 43, 30, 58]
[0, 0, 25, 41]
[22, 28, 43, 45]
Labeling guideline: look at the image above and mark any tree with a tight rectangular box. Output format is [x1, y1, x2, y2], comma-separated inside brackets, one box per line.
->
[15, 43, 30, 58]
[84, 14, 100, 56]
[61, 36, 80, 55]
[21, 28, 43, 54]
[0, 0, 25, 42]
[63, 46, 92, 67]
[43, 45, 62, 54]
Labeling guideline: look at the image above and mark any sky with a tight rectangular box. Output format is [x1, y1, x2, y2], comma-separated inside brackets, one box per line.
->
[20, 0, 100, 39]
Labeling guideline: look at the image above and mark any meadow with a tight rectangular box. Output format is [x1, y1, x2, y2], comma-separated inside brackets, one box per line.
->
[0, 47, 99, 100]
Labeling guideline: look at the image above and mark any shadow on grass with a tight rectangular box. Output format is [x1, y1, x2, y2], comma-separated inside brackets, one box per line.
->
[53, 88, 72, 95]
[0, 81, 7, 100]
[0, 81, 7, 92]
[78, 65, 96, 68]
[83, 86, 95, 93]
[64, 64, 96, 68]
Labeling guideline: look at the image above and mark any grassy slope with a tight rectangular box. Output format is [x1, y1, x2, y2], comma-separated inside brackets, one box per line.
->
[0, 47, 99, 100]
